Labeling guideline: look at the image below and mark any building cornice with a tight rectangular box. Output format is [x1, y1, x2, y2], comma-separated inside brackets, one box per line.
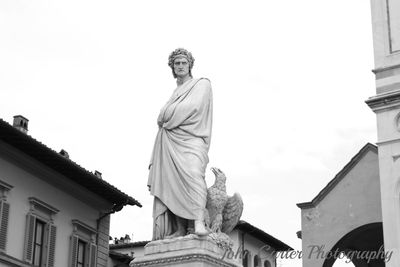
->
[372, 63, 400, 74]
[365, 90, 400, 111]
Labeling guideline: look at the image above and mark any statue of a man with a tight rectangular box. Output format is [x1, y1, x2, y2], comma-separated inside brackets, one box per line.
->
[148, 48, 212, 240]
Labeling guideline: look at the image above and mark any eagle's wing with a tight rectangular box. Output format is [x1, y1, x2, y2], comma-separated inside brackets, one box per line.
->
[221, 193, 243, 234]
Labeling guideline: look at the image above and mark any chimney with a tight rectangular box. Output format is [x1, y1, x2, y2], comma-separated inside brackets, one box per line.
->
[13, 115, 29, 134]
[124, 234, 131, 243]
[94, 170, 102, 179]
[59, 149, 70, 159]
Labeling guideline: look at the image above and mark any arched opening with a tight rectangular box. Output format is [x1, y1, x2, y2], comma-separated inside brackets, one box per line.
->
[263, 260, 271, 267]
[254, 255, 260, 267]
[322, 223, 384, 267]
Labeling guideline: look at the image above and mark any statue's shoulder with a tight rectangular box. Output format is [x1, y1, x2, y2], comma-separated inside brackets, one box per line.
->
[194, 78, 211, 88]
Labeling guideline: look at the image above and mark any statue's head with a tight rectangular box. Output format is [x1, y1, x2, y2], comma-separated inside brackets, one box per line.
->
[168, 48, 195, 78]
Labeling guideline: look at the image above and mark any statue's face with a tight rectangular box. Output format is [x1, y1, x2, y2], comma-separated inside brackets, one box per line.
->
[173, 57, 190, 78]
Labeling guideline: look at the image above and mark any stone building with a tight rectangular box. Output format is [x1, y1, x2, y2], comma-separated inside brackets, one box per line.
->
[297, 143, 384, 266]
[0, 115, 141, 267]
[109, 220, 292, 267]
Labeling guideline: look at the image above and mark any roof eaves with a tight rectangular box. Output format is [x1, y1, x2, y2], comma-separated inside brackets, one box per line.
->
[109, 250, 134, 262]
[110, 241, 150, 249]
[235, 220, 293, 251]
[0, 118, 141, 208]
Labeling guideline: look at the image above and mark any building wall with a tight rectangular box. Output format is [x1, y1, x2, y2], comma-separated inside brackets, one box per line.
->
[236, 230, 275, 267]
[98, 215, 111, 267]
[0, 147, 112, 267]
[369, 1, 400, 266]
[300, 149, 381, 267]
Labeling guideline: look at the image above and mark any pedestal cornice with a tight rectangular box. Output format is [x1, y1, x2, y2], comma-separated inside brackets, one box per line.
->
[131, 235, 242, 267]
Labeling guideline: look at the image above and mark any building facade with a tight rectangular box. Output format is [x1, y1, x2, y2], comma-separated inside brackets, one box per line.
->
[297, 144, 384, 267]
[0, 116, 141, 267]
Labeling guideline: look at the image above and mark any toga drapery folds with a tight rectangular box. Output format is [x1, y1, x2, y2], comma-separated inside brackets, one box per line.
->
[148, 78, 213, 240]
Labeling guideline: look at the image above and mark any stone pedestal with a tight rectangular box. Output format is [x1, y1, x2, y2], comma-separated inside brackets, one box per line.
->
[130, 235, 242, 267]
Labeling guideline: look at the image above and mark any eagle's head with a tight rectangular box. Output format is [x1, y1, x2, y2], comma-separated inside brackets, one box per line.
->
[211, 167, 226, 184]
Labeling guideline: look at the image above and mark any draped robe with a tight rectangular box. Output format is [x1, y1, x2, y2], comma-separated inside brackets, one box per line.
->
[148, 78, 213, 240]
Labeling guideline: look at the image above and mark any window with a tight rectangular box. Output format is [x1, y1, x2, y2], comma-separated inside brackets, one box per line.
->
[70, 220, 97, 267]
[23, 197, 58, 267]
[0, 180, 12, 251]
[0, 201, 10, 251]
[264, 260, 272, 267]
[33, 220, 45, 266]
[77, 240, 86, 267]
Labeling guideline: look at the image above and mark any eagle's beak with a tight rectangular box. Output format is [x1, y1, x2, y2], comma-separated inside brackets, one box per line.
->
[211, 167, 220, 176]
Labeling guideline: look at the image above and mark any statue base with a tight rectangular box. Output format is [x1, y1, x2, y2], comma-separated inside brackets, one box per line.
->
[130, 234, 242, 267]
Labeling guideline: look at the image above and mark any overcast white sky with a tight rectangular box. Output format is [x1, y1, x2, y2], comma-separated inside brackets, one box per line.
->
[1, 1, 376, 266]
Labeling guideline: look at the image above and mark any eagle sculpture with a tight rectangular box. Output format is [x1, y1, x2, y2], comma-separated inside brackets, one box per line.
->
[205, 167, 243, 234]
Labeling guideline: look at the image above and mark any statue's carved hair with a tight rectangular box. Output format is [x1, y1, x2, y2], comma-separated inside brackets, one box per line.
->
[168, 48, 195, 78]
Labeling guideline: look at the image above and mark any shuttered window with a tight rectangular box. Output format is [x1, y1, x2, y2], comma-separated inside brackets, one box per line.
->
[0, 180, 13, 252]
[24, 198, 58, 267]
[33, 219, 45, 266]
[47, 224, 57, 267]
[70, 220, 97, 267]
[23, 215, 57, 267]
[24, 214, 36, 263]
[0, 201, 10, 251]
[77, 240, 85, 267]
[70, 235, 97, 267]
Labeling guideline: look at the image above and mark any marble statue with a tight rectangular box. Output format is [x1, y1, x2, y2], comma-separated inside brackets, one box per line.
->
[148, 48, 212, 240]
[205, 168, 243, 234]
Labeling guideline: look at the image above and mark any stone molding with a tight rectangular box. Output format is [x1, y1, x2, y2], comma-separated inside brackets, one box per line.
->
[131, 235, 242, 267]
[365, 90, 400, 112]
[132, 253, 239, 267]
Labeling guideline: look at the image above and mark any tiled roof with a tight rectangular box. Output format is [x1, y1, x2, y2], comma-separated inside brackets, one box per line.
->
[236, 220, 293, 251]
[109, 250, 133, 262]
[109, 221, 293, 252]
[0, 118, 141, 208]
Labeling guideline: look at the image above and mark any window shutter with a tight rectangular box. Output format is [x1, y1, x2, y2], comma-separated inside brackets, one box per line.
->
[0, 202, 10, 250]
[70, 235, 79, 267]
[89, 243, 97, 267]
[46, 224, 57, 267]
[23, 214, 36, 263]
